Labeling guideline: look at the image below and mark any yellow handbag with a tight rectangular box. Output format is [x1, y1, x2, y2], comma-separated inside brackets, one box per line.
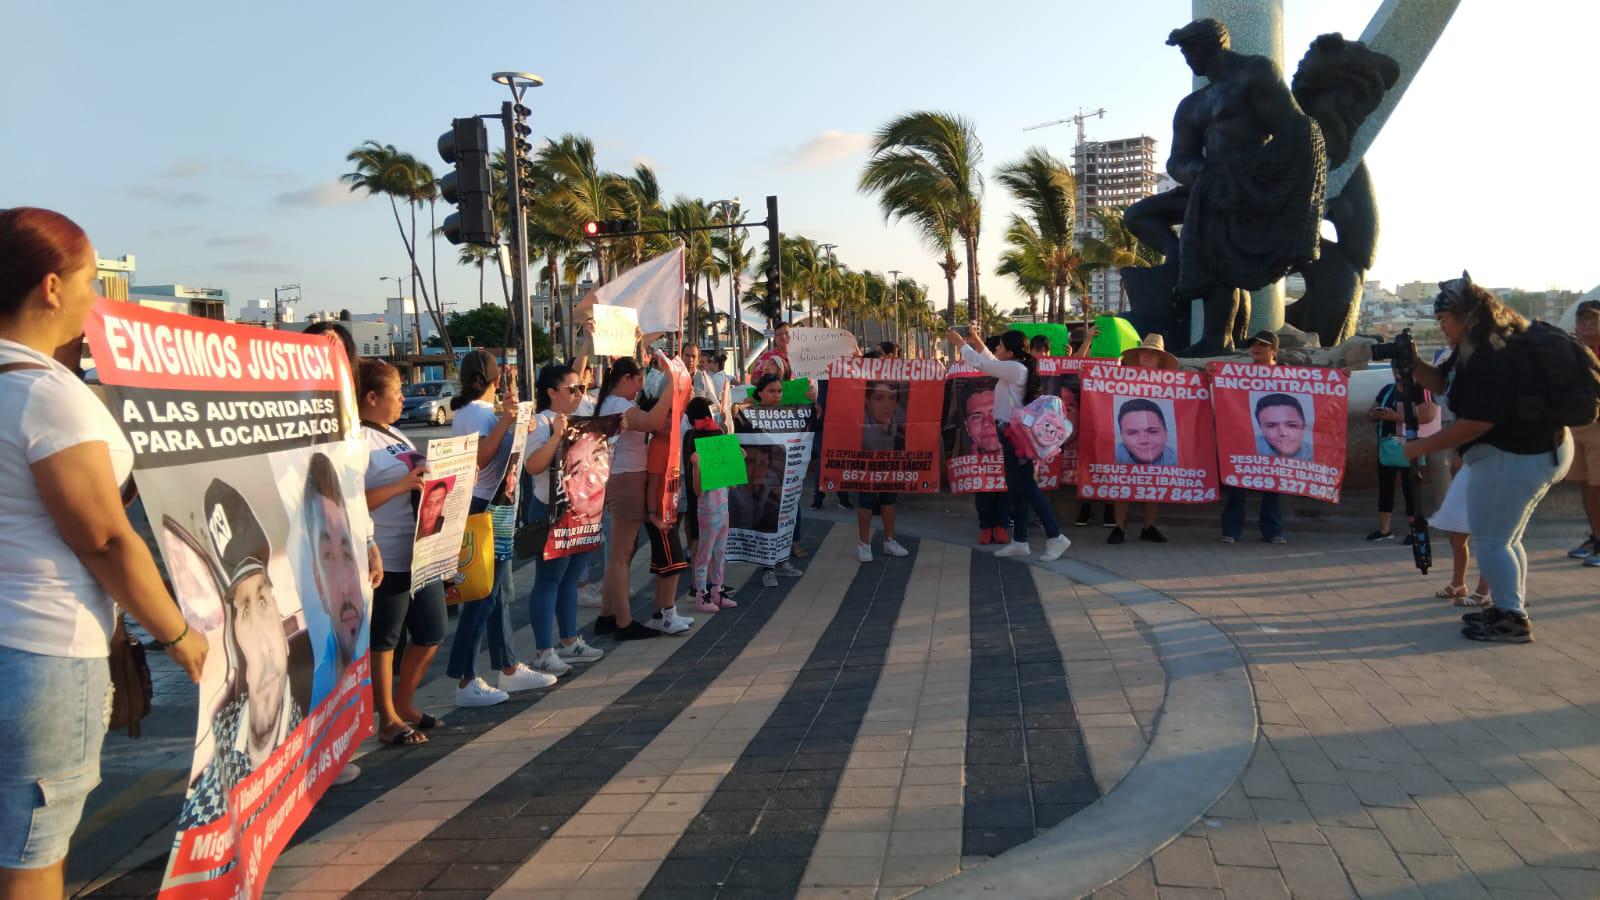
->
[449, 512, 495, 605]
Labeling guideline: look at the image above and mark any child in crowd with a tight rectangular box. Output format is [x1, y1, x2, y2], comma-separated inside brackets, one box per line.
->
[684, 398, 738, 613]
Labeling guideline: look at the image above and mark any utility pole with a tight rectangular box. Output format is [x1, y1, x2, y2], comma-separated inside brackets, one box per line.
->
[272, 283, 300, 329]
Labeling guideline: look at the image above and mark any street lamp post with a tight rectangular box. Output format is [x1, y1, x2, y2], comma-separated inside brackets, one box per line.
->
[492, 70, 544, 397]
[814, 243, 837, 328]
[380, 274, 419, 354]
[887, 268, 902, 349]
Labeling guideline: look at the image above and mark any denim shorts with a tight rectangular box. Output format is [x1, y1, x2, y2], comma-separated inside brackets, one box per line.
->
[0, 645, 110, 867]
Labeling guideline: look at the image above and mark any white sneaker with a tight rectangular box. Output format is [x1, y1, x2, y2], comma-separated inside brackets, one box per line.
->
[646, 611, 692, 635]
[557, 636, 605, 663]
[775, 561, 803, 578]
[1041, 534, 1071, 562]
[994, 541, 1031, 558]
[498, 662, 558, 693]
[456, 677, 510, 707]
[531, 648, 571, 677]
[578, 583, 604, 608]
[762, 569, 779, 587]
[332, 763, 361, 786]
[858, 543, 874, 563]
[882, 539, 909, 557]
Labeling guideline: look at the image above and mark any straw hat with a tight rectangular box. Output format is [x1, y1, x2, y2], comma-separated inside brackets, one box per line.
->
[1120, 332, 1180, 370]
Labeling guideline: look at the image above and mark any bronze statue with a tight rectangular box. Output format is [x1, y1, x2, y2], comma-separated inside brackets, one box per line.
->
[1284, 33, 1401, 345]
[1121, 18, 1327, 356]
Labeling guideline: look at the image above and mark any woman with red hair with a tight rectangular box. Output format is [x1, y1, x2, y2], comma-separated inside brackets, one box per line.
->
[0, 208, 207, 897]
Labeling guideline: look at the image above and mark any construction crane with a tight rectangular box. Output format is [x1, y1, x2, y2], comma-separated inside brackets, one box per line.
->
[1023, 107, 1107, 145]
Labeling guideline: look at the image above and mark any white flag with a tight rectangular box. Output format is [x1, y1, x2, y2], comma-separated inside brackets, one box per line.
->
[576, 247, 685, 335]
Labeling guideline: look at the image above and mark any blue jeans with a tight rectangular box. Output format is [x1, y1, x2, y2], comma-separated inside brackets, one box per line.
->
[0, 646, 109, 867]
[446, 555, 518, 680]
[582, 511, 612, 584]
[1000, 430, 1061, 542]
[1221, 487, 1282, 540]
[525, 496, 589, 650]
[1464, 436, 1573, 614]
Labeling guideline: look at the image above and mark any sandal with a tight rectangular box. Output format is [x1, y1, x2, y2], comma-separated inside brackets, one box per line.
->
[383, 727, 427, 747]
[1436, 584, 1468, 601]
[790, 545, 810, 559]
[413, 713, 445, 730]
[1464, 591, 1492, 607]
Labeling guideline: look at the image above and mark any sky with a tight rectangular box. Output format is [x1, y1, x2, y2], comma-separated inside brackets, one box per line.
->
[4, 0, 1595, 320]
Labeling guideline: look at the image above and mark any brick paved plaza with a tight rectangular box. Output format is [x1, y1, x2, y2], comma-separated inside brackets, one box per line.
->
[72, 494, 1600, 899]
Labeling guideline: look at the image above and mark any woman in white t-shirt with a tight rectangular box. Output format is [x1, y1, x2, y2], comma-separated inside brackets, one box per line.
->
[358, 360, 449, 746]
[443, 349, 554, 708]
[0, 209, 208, 892]
[593, 356, 676, 640]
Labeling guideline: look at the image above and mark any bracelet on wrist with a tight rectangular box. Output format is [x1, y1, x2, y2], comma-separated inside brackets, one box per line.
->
[155, 622, 189, 650]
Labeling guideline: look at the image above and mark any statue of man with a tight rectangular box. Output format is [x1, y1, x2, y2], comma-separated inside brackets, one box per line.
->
[1124, 18, 1326, 356]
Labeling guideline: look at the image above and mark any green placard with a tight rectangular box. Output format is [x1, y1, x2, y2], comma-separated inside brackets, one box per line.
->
[694, 433, 749, 491]
[1012, 323, 1072, 356]
[780, 377, 812, 405]
[1088, 315, 1141, 359]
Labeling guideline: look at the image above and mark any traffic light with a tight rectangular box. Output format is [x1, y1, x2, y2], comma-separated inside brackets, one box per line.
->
[438, 117, 494, 246]
[581, 219, 639, 238]
[765, 195, 781, 305]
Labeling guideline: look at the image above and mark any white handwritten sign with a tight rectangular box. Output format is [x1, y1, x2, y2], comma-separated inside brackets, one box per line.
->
[591, 304, 638, 357]
[788, 327, 860, 380]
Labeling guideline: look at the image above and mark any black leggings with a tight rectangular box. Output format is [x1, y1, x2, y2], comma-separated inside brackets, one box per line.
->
[1376, 463, 1419, 517]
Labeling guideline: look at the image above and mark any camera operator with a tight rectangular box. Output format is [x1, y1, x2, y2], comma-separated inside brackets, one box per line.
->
[1400, 275, 1573, 643]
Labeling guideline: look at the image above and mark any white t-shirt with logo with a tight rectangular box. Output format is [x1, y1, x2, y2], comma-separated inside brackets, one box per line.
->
[363, 424, 422, 572]
[524, 411, 560, 507]
[0, 340, 134, 658]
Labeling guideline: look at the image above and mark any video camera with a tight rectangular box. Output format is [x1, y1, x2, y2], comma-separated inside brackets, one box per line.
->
[1371, 327, 1416, 376]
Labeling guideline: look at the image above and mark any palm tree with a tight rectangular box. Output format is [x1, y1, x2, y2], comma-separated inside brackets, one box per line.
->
[343, 141, 444, 353]
[997, 234, 1050, 323]
[994, 147, 1077, 323]
[458, 244, 498, 307]
[860, 111, 984, 323]
[1079, 206, 1163, 314]
[712, 213, 755, 350]
[536, 135, 629, 283]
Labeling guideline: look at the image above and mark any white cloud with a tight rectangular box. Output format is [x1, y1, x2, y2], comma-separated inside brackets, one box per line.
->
[125, 185, 209, 207]
[204, 234, 272, 248]
[203, 260, 293, 275]
[275, 181, 361, 208]
[783, 130, 873, 170]
[157, 157, 208, 179]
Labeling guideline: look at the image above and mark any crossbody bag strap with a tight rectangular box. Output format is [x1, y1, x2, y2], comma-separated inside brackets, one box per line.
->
[0, 362, 49, 375]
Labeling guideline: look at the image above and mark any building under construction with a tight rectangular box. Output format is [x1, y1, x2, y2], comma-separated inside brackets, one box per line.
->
[1072, 135, 1159, 313]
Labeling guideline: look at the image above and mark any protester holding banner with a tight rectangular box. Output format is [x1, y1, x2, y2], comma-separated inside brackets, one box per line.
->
[521, 364, 607, 677]
[0, 208, 208, 893]
[1219, 332, 1291, 544]
[856, 343, 911, 563]
[1105, 336, 1184, 544]
[946, 327, 1071, 562]
[447, 350, 554, 706]
[595, 356, 677, 640]
[357, 360, 448, 747]
[752, 374, 810, 584]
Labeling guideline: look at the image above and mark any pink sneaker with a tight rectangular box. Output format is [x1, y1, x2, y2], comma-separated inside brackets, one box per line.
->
[711, 589, 736, 609]
[695, 592, 720, 614]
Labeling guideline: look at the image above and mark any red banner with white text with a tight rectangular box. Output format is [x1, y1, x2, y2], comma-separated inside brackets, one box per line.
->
[84, 298, 374, 899]
[820, 357, 945, 493]
[1077, 363, 1219, 503]
[941, 365, 1005, 493]
[1207, 362, 1348, 502]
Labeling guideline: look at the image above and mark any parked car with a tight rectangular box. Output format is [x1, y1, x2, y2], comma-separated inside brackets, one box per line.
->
[401, 381, 457, 425]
